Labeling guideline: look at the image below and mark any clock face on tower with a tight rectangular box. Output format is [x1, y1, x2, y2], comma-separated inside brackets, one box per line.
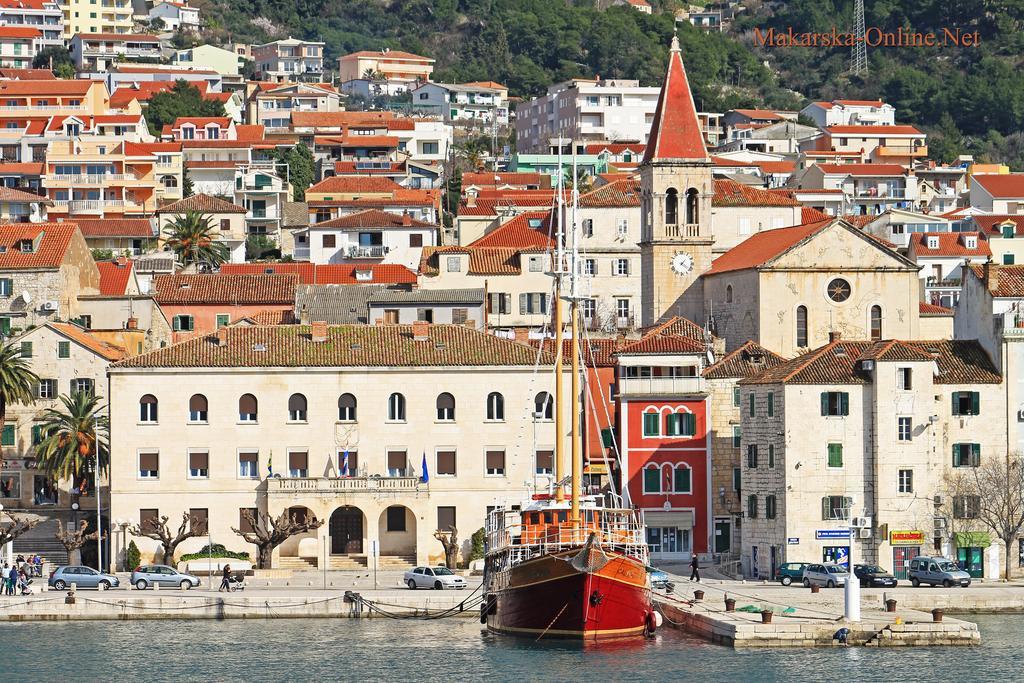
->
[671, 252, 694, 276]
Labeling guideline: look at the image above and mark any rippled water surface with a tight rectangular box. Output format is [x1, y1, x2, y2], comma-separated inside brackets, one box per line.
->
[0, 614, 1020, 681]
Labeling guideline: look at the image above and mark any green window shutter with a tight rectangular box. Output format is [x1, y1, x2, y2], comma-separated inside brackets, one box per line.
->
[600, 428, 614, 449]
[0, 279, 11, 296]
[20, 341, 31, 357]
[733, 468, 741, 491]
[643, 468, 659, 492]
[820, 392, 828, 416]
[1004, 254, 1016, 265]
[674, 467, 690, 493]
[57, 341, 69, 358]
[0, 317, 9, 335]
[682, 412, 696, 436]
[767, 392, 774, 416]
[953, 444, 959, 467]
[31, 424, 42, 445]
[971, 444, 981, 466]
[821, 497, 829, 520]
[971, 392, 980, 415]
[748, 392, 755, 417]
[732, 426, 741, 448]
[952, 392, 960, 415]
[664, 413, 677, 436]
[1, 424, 13, 446]
[732, 386, 740, 406]
[828, 443, 843, 468]
[216, 314, 230, 328]
[839, 392, 849, 416]
[768, 444, 775, 468]
[643, 412, 660, 436]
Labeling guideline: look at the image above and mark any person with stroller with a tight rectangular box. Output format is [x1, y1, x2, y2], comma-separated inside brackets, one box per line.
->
[219, 564, 232, 592]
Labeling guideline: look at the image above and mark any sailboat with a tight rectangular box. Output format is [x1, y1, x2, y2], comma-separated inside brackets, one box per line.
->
[481, 148, 655, 642]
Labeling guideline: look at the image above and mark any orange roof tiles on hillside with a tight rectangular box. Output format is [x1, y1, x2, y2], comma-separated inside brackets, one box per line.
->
[308, 176, 405, 194]
[817, 163, 906, 176]
[0, 186, 49, 204]
[911, 231, 990, 257]
[48, 322, 126, 361]
[642, 37, 709, 164]
[462, 172, 546, 187]
[96, 259, 134, 296]
[342, 50, 433, 62]
[470, 211, 554, 248]
[419, 246, 521, 276]
[579, 179, 641, 208]
[314, 208, 434, 229]
[754, 161, 796, 174]
[0, 222, 77, 269]
[0, 162, 43, 175]
[618, 316, 707, 355]
[970, 215, 1024, 235]
[0, 80, 94, 95]
[235, 124, 265, 141]
[703, 340, 786, 379]
[291, 111, 396, 128]
[218, 262, 418, 285]
[706, 218, 834, 275]
[0, 27, 40, 38]
[123, 141, 181, 156]
[174, 116, 231, 128]
[153, 273, 298, 305]
[732, 108, 785, 120]
[801, 207, 831, 222]
[825, 125, 923, 135]
[712, 179, 800, 207]
[157, 193, 245, 214]
[72, 218, 154, 238]
[919, 301, 954, 316]
[972, 174, 1024, 199]
[834, 99, 884, 106]
[967, 264, 1024, 297]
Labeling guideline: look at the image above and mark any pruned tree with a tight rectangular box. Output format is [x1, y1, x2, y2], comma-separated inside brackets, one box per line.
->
[231, 509, 323, 569]
[128, 512, 203, 566]
[434, 526, 459, 569]
[960, 452, 1024, 580]
[0, 513, 38, 547]
[55, 519, 103, 566]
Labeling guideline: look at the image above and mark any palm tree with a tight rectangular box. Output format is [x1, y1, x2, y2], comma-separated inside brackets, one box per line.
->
[35, 392, 109, 484]
[0, 340, 38, 424]
[162, 211, 229, 268]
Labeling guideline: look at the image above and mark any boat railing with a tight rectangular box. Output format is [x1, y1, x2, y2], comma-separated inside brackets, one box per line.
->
[485, 518, 648, 563]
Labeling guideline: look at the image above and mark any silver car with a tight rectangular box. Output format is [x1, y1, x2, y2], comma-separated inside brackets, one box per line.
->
[404, 566, 467, 590]
[48, 565, 120, 590]
[801, 562, 849, 588]
[131, 564, 201, 590]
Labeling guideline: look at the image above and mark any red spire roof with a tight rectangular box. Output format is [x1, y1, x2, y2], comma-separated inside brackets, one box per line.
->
[642, 36, 709, 164]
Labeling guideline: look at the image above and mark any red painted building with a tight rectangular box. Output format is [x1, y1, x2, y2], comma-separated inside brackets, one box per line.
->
[616, 318, 712, 562]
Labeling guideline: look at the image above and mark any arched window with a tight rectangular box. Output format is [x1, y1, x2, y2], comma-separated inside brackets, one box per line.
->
[870, 305, 882, 341]
[188, 394, 208, 422]
[288, 393, 307, 421]
[436, 392, 455, 421]
[388, 393, 406, 421]
[685, 188, 699, 225]
[162, 175, 178, 189]
[338, 393, 357, 421]
[726, 285, 733, 303]
[796, 305, 808, 348]
[673, 464, 692, 493]
[139, 394, 158, 423]
[486, 392, 504, 421]
[643, 465, 661, 493]
[665, 188, 678, 225]
[534, 392, 553, 420]
[239, 393, 258, 422]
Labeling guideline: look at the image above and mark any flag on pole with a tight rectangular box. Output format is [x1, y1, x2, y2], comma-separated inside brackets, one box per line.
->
[342, 450, 350, 477]
[267, 450, 273, 478]
[421, 451, 429, 484]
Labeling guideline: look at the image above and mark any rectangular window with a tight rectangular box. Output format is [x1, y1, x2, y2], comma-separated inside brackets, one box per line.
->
[673, 467, 691, 493]
[528, 256, 543, 272]
[436, 450, 456, 476]
[139, 508, 159, 532]
[643, 412, 660, 437]
[20, 341, 31, 358]
[57, 341, 70, 358]
[138, 452, 159, 478]
[643, 467, 660, 493]
[387, 450, 407, 476]
[173, 315, 194, 332]
[732, 425, 741, 448]
[746, 444, 758, 469]
[821, 495, 853, 520]
[897, 416, 912, 442]
[765, 495, 777, 519]
[31, 424, 43, 445]
[748, 392, 755, 417]
[437, 506, 456, 531]
[0, 278, 11, 296]
[71, 378, 93, 396]
[216, 314, 230, 328]
[820, 391, 850, 416]
[238, 508, 258, 534]
[1005, 254, 1016, 265]
[189, 508, 208, 534]
[535, 449, 553, 475]
[386, 506, 406, 532]
[827, 443, 843, 468]
[614, 258, 629, 276]
[732, 467, 741, 492]
[452, 308, 468, 325]
[37, 379, 55, 399]
[953, 495, 980, 519]
[952, 391, 980, 416]
[322, 234, 336, 248]
[485, 449, 505, 476]
[446, 256, 461, 272]
[238, 452, 258, 478]
[952, 443, 981, 467]
[665, 412, 696, 437]
[188, 451, 209, 479]
[898, 469, 913, 493]
[766, 392, 774, 417]
[747, 495, 758, 519]
[583, 258, 596, 275]
[897, 367, 912, 391]
[288, 451, 308, 477]
[768, 444, 775, 468]
[732, 386, 740, 407]
[0, 424, 13, 446]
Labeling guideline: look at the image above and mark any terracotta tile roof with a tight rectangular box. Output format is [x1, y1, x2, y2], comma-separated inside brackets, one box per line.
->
[972, 174, 1024, 199]
[0, 68, 54, 80]
[712, 178, 800, 207]
[181, 140, 257, 149]
[419, 246, 521, 276]
[619, 316, 708, 355]
[96, 259, 134, 296]
[0, 27, 40, 38]
[839, 214, 874, 228]
[705, 218, 833, 275]
[463, 172, 546, 187]
[910, 231, 990, 257]
[825, 125, 922, 135]
[834, 99, 884, 106]
[314, 208, 434, 229]
[920, 301, 954, 316]
[157, 193, 246, 214]
[0, 186, 49, 204]
[817, 163, 906, 176]
[232, 309, 295, 325]
[0, 162, 43, 175]
[703, 340, 786, 379]
[967, 264, 1024, 297]
[235, 124, 265, 141]
[969, 214, 1024, 235]
[579, 179, 640, 208]
[308, 176, 405, 194]
[290, 111, 396, 128]
[583, 143, 645, 155]
[341, 50, 433, 62]
[642, 39, 709, 164]
[754, 161, 796, 174]
[218, 262, 418, 285]
[123, 141, 181, 156]
[0, 222, 76, 269]
[742, 338, 1000, 385]
[110, 81, 213, 108]
[113, 323, 551, 369]
[0, 79, 94, 96]
[313, 134, 399, 148]
[801, 206, 831, 222]
[152, 273, 298, 305]
[76, 32, 159, 41]
[72, 218, 154, 238]
[731, 108, 785, 120]
[174, 116, 232, 128]
[469, 211, 554, 248]
[48, 323, 126, 361]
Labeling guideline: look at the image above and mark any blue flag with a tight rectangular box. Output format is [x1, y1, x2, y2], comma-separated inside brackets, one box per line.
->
[342, 450, 350, 477]
[420, 451, 429, 484]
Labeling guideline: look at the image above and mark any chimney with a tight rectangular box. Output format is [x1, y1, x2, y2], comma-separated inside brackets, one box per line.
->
[401, 211, 412, 226]
[311, 320, 328, 342]
[215, 327, 228, 347]
[115, 256, 128, 268]
[126, 316, 138, 330]
[828, 331, 842, 343]
[513, 327, 529, 343]
[466, 193, 476, 208]
[983, 257, 993, 289]
[412, 319, 429, 341]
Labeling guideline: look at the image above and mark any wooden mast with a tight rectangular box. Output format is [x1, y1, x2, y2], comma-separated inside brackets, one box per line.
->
[553, 140, 565, 503]
[569, 149, 582, 525]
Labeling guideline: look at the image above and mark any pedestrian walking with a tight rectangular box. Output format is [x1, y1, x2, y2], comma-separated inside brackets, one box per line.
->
[3, 563, 14, 595]
[219, 564, 232, 592]
[689, 555, 700, 583]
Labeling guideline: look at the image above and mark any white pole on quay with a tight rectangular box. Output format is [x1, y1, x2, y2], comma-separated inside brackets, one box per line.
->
[844, 518, 860, 622]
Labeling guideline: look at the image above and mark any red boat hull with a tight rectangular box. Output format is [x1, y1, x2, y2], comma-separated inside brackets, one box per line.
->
[485, 550, 653, 642]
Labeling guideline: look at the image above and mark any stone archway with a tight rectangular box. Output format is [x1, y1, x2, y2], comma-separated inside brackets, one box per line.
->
[329, 506, 365, 555]
[279, 506, 318, 560]
[377, 505, 417, 559]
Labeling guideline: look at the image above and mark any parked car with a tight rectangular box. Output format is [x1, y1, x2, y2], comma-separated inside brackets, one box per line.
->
[908, 556, 971, 587]
[801, 563, 848, 588]
[48, 565, 120, 590]
[646, 565, 673, 590]
[776, 562, 810, 586]
[404, 566, 467, 590]
[853, 564, 898, 588]
[131, 565, 202, 590]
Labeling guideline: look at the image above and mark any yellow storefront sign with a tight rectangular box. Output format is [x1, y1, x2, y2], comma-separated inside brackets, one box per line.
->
[584, 463, 609, 474]
[889, 530, 926, 545]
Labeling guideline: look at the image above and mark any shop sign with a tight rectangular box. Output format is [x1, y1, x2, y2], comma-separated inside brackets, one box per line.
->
[889, 530, 926, 545]
[815, 529, 851, 540]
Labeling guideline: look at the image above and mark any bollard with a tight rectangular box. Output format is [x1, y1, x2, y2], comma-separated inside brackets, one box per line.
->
[694, 589, 705, 601]
[65, 585, 76, 605]
[153, 581, 160, 591]
[885, 599, 897, 613]
[810, 584, 820, 594]
[99, 582, 107, 591]
[725, 597, 736, 612]
[932, 608, 944, 623]
[760, 610, 773, 624]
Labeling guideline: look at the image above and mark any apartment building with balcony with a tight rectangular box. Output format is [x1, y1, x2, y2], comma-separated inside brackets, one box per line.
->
[156, 193, 247, 263]
[804, 124, 928, 167]
[305, 176, 437, 225]
[147, 0, 199, 31]
[172, 44, 245, 77]
[907, 231, 990, 309]
[297, 208, 436, 269]
[233, 162, 288, 242]
[969, 173, 1024, 214]
[293, 111, 452, 167]
[106, 322, 566, 568]
[253, 38, 324, 82]
[338, 49, 434, 96]
[250, 82, 341, 131]
[69, 32, 161, 71]
[0, 79, 109, 123]
[410, 82, 509, 126]
[800, 99, 897, 128]
[968, 215, 1024, 266]
[0, 0, 61, 48]
[798, 163, 919, 216]
[60, 0, 132, 38]
[0, 26, 42, 68]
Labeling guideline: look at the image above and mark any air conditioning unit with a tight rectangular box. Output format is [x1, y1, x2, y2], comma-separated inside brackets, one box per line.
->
[858, 528, 872, 539]
[934, 517, 948, 530]
[40, 300, 58, 312]
[850, 516, 872, 529]
[861, 359, 875, 371]
[1017, 408, 1024, 422]
[933, 494, 945, 506]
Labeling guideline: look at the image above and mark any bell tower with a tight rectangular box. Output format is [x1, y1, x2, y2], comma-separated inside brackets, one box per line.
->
[639, 36, 714, 327]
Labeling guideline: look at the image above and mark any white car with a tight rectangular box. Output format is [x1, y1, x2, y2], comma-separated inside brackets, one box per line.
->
[802, 562, 849, 588]
[404, 566, 467, 590]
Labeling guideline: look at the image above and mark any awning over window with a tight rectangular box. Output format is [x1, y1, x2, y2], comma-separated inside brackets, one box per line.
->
[954, 531, 991, 548]
[644, 510, 694, 528]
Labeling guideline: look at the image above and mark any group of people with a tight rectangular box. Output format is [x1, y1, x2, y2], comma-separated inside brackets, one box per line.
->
[2, 562, 33, 596]
[14, 555, 43, 577]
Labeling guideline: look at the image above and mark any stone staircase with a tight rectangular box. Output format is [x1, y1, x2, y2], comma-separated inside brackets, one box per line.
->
[328, 555, 368, 570]
[377, 554, 416, 571]
[277, 556, 318, 570]
[11, 518, 68, 566]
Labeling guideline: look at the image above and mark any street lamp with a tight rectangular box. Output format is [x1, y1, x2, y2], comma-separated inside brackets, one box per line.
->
[0, 503, 9, 563]
[114, 519, 131, 572]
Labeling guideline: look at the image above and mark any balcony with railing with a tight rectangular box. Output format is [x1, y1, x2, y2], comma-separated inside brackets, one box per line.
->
[876, 144, 928, 158]
[51, 198, 145, 213]
[346, 245, 388, 258]
[853, 185, 906, 199]
[618, 375, 705, 396]
[267, 475, 423, 496]
[46, 173, 140, 185]
[663, 223, 702, 238]
[925, 277, 961, 289]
